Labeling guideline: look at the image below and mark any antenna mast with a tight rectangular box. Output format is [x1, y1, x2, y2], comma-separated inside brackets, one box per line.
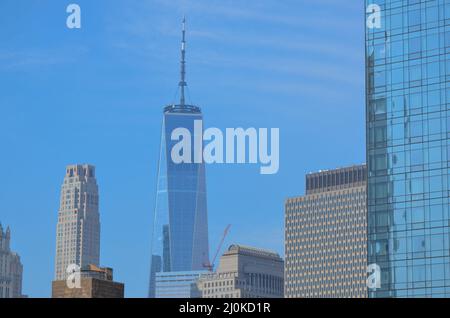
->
[179, 17, 187, 107]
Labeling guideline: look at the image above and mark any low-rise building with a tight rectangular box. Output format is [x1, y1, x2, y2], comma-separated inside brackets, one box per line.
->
[52, 264, 124, 298]
[155, 271, 206, 298]
[197, 245, 284, 298]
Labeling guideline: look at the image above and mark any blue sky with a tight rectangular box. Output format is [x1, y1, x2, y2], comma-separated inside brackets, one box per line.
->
[0, 0, 365, 297]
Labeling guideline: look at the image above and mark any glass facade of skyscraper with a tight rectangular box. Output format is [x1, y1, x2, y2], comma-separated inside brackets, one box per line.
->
[366, 0, 450, 297]
[148, 104, 210, 297]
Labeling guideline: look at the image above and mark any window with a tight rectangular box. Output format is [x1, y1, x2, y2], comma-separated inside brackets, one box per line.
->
[409, 65, 421, 82]
[427, 90, 440, 106]
[409, 37, 421, 54]
[411, 207, 424, 223]
[411, 149, 424, 165]
[427, 33, 439, 50]
[427, 62, 439, 78]
[410, 121, 423, 137]
[412, 236, 426, 253]
[408, 10, 421, 26]
[430, 205, 443, 221]
[391, 40, 403, 57]
[410, 93, 422, 109]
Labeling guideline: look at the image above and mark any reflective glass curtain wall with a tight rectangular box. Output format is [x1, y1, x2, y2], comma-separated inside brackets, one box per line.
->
[366, 0, 450, 297]
[148, 105, 210, 297]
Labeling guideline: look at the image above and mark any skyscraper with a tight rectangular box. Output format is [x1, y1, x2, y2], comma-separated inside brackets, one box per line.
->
[285, 165, 368, 298]
[54, 164, 100, 281]
[0, 224, 24, 298]
[366, 1, 450, 297]
[148, 19, 210, 297]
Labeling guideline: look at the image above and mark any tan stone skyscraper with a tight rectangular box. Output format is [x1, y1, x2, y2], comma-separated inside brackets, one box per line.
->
[285, 165, 367, 298]
[54, 164, 100, 281]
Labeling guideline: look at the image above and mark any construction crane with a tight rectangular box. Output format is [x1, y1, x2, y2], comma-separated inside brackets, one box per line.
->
[203, 224, 231, 272]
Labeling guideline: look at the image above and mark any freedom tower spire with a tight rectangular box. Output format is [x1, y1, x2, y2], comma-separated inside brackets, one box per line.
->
[179, 17, 187, 107]
[148, 18, 210, 298]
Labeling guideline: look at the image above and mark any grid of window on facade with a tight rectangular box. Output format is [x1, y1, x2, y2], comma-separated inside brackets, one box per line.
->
[54, 165, 100, 281]
[199, 271, 284, 298]
[155, 271, 204, 298]
[285, 166, 367, 298]
[198, 273, 242, 298]
[366, 0, 450, 297]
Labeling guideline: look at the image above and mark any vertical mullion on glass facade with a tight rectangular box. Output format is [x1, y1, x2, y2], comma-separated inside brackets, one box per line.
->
[366, 0, 450, 298]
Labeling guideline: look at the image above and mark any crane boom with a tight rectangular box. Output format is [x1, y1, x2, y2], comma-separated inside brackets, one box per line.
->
[203, 224, 231, 271]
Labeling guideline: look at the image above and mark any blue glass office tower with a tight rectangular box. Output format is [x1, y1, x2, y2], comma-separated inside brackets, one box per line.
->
[366, 0, 450, 297]
[148, 19, 210, 297]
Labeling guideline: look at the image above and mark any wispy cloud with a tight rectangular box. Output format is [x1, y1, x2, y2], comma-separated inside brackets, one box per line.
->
[150, 0, 361, 30]
[106, 0, 363, 101]
[190, 29, 362, 63]
[0, 47, 88, 70]
[190, 49, 362, 87]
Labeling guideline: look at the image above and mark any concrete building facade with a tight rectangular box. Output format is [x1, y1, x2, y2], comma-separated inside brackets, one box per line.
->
[197, 245, 284, 298]
[285, 165, 368, 298]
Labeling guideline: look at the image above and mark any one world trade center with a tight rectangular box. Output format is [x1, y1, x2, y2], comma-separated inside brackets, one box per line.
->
[148, 18, 210, 298]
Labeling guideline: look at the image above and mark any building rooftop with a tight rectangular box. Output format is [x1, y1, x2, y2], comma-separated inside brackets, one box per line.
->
[65, 164, 95, 178]
[224, 244, 281, 260]
[164, 104, 202, 114]
[80, 264, 113, 281]
[305, 164, 367, 195]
